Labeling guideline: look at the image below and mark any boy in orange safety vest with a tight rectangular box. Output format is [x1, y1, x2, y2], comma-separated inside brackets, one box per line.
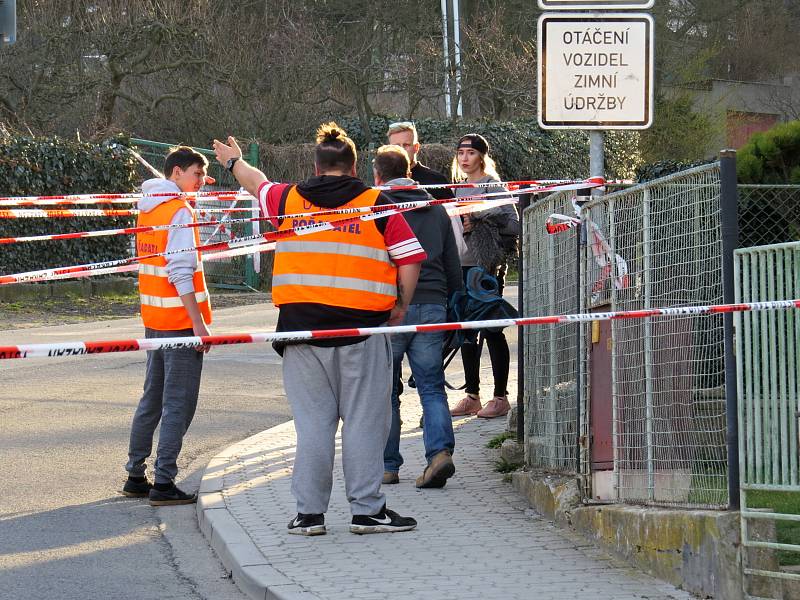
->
[122, 146, 213, 506]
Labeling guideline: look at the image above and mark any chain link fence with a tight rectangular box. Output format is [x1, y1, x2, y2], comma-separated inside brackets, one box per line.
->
[131, 139, 262, 291]
[739, 185, 800, 249]
[603, 165, 727, 508]
[523, 163, 730, 509]
[522, 193, 584, 474]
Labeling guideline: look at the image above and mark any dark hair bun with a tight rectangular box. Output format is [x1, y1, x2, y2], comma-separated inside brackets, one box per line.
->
[316, 122, 348, 144]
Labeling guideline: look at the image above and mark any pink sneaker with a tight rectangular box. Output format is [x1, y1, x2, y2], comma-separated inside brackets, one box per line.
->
[450, 394, 482, 416]
[477, 396, 511, 419]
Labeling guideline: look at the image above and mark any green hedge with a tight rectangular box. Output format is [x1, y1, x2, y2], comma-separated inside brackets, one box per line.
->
[737, 120, 800, 184]
[335, 116, 642, 181]
[257, 117, 641, 185]
[634, 159, 716, 183]
[0, 134, 138, 275]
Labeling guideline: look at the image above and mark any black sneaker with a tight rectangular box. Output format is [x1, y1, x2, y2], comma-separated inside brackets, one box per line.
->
[148, 484, 196, 506]
[287, 513, 326, 536]
[350, 505, 417, 534]
[121, 477, 152, 498]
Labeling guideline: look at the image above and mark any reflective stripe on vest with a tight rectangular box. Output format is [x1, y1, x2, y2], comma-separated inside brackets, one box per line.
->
[139, 262, 204, 278]
[274, 240, 393, 264]
[271, 274, 396, 297]
[140, 291, 210, 309]
[136, 198, 212, 330]
[272, 186, 397, 311]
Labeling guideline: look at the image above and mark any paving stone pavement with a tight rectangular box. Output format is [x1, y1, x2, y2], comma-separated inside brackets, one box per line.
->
[197, 368, 692, 600]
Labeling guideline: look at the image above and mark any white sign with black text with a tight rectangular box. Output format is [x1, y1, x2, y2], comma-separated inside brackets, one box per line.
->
[538, 13, 654, 129]
[538, 1, 654, 9]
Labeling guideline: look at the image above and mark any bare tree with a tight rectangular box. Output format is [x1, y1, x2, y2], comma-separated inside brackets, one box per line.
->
[3, 0, 796, 149]
[459, 4, 537, 119]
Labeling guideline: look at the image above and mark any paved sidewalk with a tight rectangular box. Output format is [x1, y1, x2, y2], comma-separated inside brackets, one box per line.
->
[197, 388, 690, 600]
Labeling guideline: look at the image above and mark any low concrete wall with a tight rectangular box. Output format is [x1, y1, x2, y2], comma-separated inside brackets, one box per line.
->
[511, 471, 777, 599]
[570, 503, 742, 599]
[0, 277, 135, 302]
[511, 471, 581, 530]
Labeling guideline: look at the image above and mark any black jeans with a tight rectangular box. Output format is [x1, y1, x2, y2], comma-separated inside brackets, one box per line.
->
[460, 265, 510, 398]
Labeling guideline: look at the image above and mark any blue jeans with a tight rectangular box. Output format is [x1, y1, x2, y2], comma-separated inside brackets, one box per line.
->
[383, 304, 455, 473]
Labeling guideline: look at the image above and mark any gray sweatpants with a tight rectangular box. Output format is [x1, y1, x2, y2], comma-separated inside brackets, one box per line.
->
[283, 334, 392, 516]
[126, 327, 204, 484]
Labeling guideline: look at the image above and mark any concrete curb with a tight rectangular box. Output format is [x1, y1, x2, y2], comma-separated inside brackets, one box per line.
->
[197, 426, 322, 600]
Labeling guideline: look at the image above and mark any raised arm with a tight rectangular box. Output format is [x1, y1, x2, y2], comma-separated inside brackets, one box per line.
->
[212, 136, 267, 198]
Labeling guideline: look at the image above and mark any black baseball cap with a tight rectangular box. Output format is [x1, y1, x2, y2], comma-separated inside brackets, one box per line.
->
[457, 133, 489, 155]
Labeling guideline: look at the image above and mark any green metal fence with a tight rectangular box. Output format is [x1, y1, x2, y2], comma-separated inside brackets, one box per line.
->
[130, 138, 262, 291]
[736, 241, 800, 587]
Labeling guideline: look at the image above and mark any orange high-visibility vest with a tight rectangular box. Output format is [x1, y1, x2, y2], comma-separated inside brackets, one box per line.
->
[136, 198, 212, 331]
[272, 186, 397, 311]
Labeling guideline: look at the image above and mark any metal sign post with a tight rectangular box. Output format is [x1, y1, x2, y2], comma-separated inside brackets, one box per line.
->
[538, 0, 653, 8]
[0, 0, 16, 47]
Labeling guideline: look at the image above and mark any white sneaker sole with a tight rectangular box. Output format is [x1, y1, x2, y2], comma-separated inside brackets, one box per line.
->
[288, 525, 327, 536]
[350, 524, 416, 534]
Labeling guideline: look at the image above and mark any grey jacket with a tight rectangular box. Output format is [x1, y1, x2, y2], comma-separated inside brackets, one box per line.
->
[454, 175, 519, 267]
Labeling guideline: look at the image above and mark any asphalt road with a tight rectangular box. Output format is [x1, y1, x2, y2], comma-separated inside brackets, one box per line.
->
[0, 303, 289, 600]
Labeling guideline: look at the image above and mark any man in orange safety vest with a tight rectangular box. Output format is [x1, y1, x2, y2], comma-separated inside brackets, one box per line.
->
[214, 123, 427, 536]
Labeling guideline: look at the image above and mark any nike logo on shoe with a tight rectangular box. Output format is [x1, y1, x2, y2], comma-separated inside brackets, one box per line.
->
[371, 515, 392, 525]
[291, 518, 303, 527]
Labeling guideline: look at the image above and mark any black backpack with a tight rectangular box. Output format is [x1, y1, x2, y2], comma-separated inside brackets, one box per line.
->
[446, 266, 518, 349]
[408, 267, 519, 392]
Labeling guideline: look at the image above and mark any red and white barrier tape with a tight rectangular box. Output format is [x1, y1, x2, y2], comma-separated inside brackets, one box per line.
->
[0, 191, 252, 207]
[0, 192, 510, 285]
[0, 177, 611, 207]
[0, 187, 520, 222]
[1, 299, 796, 360]
[0, 207, 260, 219]
[36, 241, 279, 281]
[374, 176, 608, 191]
[0, 195, 521, 285]
[0, 216, 235, 244]
[0, 192, 508, 244]
[546, 213, 579, 234]
[0, 177, 597, 241]
[546, 212, 630, 293]
[0, 208, 141, 219]
[0, 179, 601, 284]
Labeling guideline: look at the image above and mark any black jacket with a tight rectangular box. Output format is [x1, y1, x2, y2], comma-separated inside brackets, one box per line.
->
[411, 163, 454, 201]
[383, 177, 463, 305]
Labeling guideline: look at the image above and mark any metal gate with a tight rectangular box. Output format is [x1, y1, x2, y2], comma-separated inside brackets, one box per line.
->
[736, 241, 800, 592]
[130, 138, 262, 290]
[522, 163, 730, 509]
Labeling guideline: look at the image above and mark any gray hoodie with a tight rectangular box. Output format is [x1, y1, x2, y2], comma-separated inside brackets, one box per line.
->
[138, 178, 199, 297]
